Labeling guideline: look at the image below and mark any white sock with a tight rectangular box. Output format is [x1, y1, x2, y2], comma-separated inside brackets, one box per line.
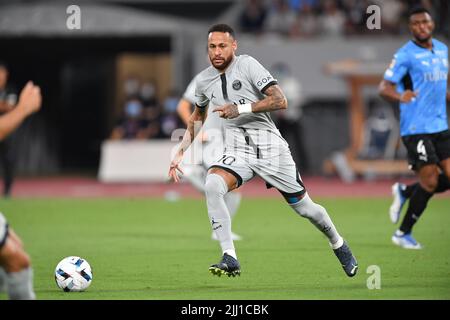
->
[330, 236, 344, 250]
[205, 174, 236, 257]
[224, 191, 242, 220]
[6, 267, 36, 300]
[289, 193, 342, 246]
[223, 249, 237, 260]
[0, 267, 6, 293]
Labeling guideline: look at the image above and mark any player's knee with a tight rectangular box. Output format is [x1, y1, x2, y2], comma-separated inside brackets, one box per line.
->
[420, 175, 438, 192]
[290, 196, 325, 220]
[13, 252, 31, 272]
[0, 240, 31, 273]
[205, 174, 228, 199]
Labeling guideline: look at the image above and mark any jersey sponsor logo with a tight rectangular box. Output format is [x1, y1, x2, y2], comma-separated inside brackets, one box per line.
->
[414, 52, 429, 59]
[423, 69, 447, 82]
[256, 76, 273, 88]
[421, 60, 430, 66]
[232, 80, 242, 90]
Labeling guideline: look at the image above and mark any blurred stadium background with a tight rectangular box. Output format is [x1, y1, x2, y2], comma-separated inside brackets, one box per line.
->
[0, 0, 449, 300]
[0, 0, 449, 189]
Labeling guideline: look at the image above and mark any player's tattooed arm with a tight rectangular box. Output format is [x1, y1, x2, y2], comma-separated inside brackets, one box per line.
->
[213, 84, 287, 119]
[252, 84, 287, 112]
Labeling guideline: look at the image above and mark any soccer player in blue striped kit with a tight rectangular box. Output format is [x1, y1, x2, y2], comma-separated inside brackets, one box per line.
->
[379, 7, 450, 249]
[169, 24, 358, 278]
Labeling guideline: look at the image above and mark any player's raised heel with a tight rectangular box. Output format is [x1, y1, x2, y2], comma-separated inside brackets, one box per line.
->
[333, 241, 358, 277]
[392, 232, 422, 249]
[389, 183, 407, 224]
[208, 253, 241, 277]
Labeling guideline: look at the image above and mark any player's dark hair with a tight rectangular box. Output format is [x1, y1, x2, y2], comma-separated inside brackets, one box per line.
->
[208, 24, 236, 39]
[408, 6, 431, 18]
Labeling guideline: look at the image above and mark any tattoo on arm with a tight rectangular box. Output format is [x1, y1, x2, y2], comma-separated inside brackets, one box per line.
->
[251, 85, 287, 113]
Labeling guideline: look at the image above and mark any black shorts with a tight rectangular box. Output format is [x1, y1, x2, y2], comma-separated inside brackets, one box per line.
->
[402, 130, 450, 171]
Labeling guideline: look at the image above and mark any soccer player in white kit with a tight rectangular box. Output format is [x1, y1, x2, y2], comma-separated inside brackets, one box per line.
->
[177, 75, 243, 241]
[169, 24, 358, 278]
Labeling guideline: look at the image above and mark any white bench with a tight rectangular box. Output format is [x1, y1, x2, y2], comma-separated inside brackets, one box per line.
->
[98, 140, 179, 182]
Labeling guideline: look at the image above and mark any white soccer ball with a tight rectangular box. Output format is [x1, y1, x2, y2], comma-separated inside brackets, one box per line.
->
[54, 256, 93, 292]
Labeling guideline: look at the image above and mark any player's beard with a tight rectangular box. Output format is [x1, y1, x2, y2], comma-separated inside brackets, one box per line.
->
[413, 30, 432, 44]
[211, 55, 233, 71]
[414, 35, 432, 44]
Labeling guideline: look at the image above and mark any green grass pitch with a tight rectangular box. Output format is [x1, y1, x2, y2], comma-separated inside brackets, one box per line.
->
[1, 197, 449, 300]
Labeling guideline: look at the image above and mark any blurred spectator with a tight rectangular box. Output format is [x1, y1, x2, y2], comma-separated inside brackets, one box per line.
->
[160, 90, 182, 138]
[239, 0, 268, 34]
[0, 61, 18, 197]
[123, 75, 140, 100]
[270, 62, 309, 172]
[341, 0, 369, 35]
[238, 0, 449, 38]
[110, 98, 157, 140]
[139, 81, 162, 137]
[373, 0, 405, 34]
[288, 0, 319, 11]
[319, 0, 346, 36]
[289, 3, 319, 38]
[264, 0, 297, 36]
[139, 81, 158, 108]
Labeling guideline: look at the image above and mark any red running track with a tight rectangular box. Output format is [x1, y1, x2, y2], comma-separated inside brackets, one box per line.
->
[4, 176, 448, 199]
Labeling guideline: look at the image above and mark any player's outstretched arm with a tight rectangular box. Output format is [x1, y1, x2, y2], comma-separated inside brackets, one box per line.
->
[176, 98, 193, 127]
[168, 106, 207, 182]
[0, 81, 41, 141]
[213, 84, 287, 119]
[379, 79, 417, 103]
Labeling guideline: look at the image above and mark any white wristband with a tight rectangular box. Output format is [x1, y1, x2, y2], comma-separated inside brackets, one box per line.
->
[237, 103, 252, 114]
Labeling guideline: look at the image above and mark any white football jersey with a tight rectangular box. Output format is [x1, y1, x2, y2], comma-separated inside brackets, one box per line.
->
[194, 55, 289, 158]
[183, 74, 223, 135]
